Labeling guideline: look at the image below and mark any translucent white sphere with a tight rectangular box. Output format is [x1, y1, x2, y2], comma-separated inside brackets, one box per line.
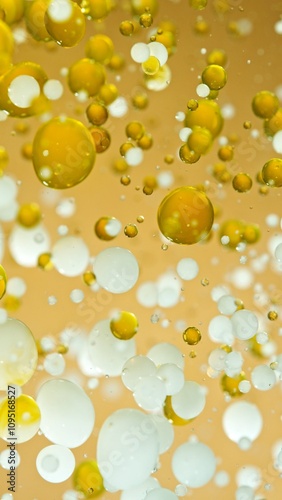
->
[125, 147, 144, 167]
[236, 465, 261, 489]
[149, 414, 174, 454]
[144, 488, 178, 499]
[157, 272, 182, 308]
[8, 75, 40, 108]
[6, 277, 27, 298]
[208, 315, 234, 345]
[36, 444, 75, 483]
[214, 470, 230, 487]
[148, 41, 168, 66]
[224, 351, 243, 377]
[122, 355, 157, 391]
[157, 363, 185, 395]
[172, 441, 216, 488]
[251, 365, 276, 391]
[43, 352, 66, 376]
[147, 343, 185, 369]
[36, 379, 95, 448]
[131, 42, 150, 63]
[89, 319, 136, 377]
[120, 477, 160, 500]
[9, 224, 50, 267]
[47, 0, 73, 22]
[272, 130, 282, 154]
[56, 198, 76, 217]
[217, 295, 238, 315]
[108, 96, 128, 117]
[235, 485, 255, 500]
[43, 79, 64, 100]
[208, 348, 227, 371]
[97, 408, 160, 490]
[274, 242, 282, 262]
[171, 381, 206, 419]
[0, 318, 38, 390]
[231, 309, 258, 340]
[133, 375, 167, 411]
[52, 236, 89, 277]
[0, 176, 18, 209]
[176, 258, 199, 280]
[222, 401, 263, 443]
[196, 83, 210, 98]
[136, 281, 158, 307]
[93, 247, 139, 294]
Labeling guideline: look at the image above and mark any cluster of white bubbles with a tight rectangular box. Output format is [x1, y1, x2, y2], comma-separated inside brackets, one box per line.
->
[131, 41, 168, 67]
[36, 379, 95, 448]
[93, 247, 139, 294]
[136, 271, 182, 308]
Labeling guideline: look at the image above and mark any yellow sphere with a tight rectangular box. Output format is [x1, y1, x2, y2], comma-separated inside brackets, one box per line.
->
[206, 48, 227, 67]
[187, 126, 213, 154]
[110, 311, 139, 340]
[219, 219, 245, 249]
[68, 58, 106, 97]
[157, 186, 214, 245]
[24, 0, 52, 42]
[264, 108, 282, 137]
[85, 35, 114, 64]
[131, 0, 158, 16]
[44, 0, 86, 47]
[232, 173, 253, 193]
[17, 203, 42, 227]
[261, 158, 282, 187]
[185, 99, 224, 138]
[73, 460, 104, 498]
[32, 117, 96, 189]
[0, 394, 41, 443]
[0, 0, 24, 24]
[202, 64, 227, 90]
[252, 91, 279, 119]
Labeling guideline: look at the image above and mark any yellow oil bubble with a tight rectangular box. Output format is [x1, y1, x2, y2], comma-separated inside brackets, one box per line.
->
[164, 154, 174, 164]
[87, 0, 113, 20]
[144, 175, 157, 189]
[261, 158, 282, 187]
[0, 0, 24, 24]
[217, 145, 234, 161]
[179, 144, 201, 164]
[124, 224, 138, 238]
[132, 89, 149, 110]
[221, 372, 246, 397]
[183, 326, 202, 345]
[247, 335, 267, 359]
[0, 62, 48, 118]
[0, 18, 14, 54]
[120, 141, 134, 157]
[98, 83, 118, 105]
[32, 116, 96, 189]
[268, 310, 278, 321]
[163, 396, 193, 426]
[157, 186, 214, 245]
[187, 99, 198, 111]
[85, 34, 114, 64]
[0, 394, 41, 443]
[139, 11, 153, 28]
[3, 295, 21, 312]
[187, 126, 213, 155]
[125, 121, 145, 141]
[202, 64, 227, 90]
[24, 0, 52, 42]
[38, 252, 53, 270]
[86, 102, 108, 126]
[137, 133, 153, 150]
[89, 126, 111, 153]
[0, 145, 8, 170]
[73, 460, 104, 498]
[252, 90, 279, 120]
[212, 162, 232, 183]
[110, 311, 139, 340]
[113, 157, 128, 173]
[232, 173, 253, 193]
[137, 215, 144, 223]
[120, 174, 131, 186]
[194, 18, 210, 35]
[68, 58, 106, 98]
[44, 1, 86, 47]
[119, 20, 135, 36]
[94, 216, 121, 241]
[17, 203, 41, 228]
[206, 48, 227, 67]
[143, 185, 154, 195]
[154, 28, 176, 55]
[189, 0, 207, 9]
[131, 0, 158, 16]
[83, 270, 96, 286]
[243, 120, 252, 129]
[185, 99, 223, 138]
[142, 55, 160, 76]
[219, 219, 245, 249]
[264, 108, 282, 137]
[0, 264, 7, 299]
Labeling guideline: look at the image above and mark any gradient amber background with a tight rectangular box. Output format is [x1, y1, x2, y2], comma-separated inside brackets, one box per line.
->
[1, 0, 282, 499]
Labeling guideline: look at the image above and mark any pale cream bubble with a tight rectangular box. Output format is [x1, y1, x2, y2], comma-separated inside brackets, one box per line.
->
[147, 342, 185, 370]
[36, 445, 75, 483]
[93, 247, 139, 294]
[176, 258, 199, 281]
[131, 43, 150, 63]
[8, 75, 40, 108]
[144, 488, 178, 499]
[251, 365, 276, 391]
[52, 236, 89, 277]
[222, 401, 263, 443]
[121, 355, 157, 391]
[133, 375, 167, 411]
[172, 441, 216, 488]
[120, 477, 160, 500]
[9, 224, 50, 267]
[171, 381, 206, 419]
[157, 363, 185, 395]
[148, 42, 168, 66]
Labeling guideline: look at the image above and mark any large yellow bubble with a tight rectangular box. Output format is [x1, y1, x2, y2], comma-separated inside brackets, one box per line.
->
[157, 186, 214, 244]
[32, 116, 96, 189]
[44, 0, 86, 47]
[185, 99, 224, 138]
[0, 318, 38, 390]
[261, 158, 282, 187]
[0, 394, 41, 443]
[73, 460, 104, 498]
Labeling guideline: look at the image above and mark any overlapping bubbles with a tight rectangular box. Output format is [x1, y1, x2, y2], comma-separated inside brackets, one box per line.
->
[0, 0, 282, 499]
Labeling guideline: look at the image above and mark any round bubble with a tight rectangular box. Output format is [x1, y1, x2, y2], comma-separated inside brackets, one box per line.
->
[93, 247, 139, 294]
[251, 364, 276, 391]
[8, 224, 50, 267]
[171, 381, 206, 419]
[176, 258, 199, 280]
[230, 309, 259, 340]
[172, 441, 216, 488]
[147, 343, 185, 370]
[236, 465, 261, 489]
[149, 415, 174, 454]
[121, 477, 160, 500]
[0, 318, 38, 390]
[36, 444, 75, 483]
[235, 485, 255, 500]
[222, 401, 263, 443]
[136, 281, 158, 307]
[208, 315, 234, 345]
[0, 175, 18, 209]
[133, 375, 167, 411]
[122, 355, 157, 391]
[52, 236, 89, 277]
[36, 379, 95, 448]
[157, 363, 185, 395]
[97, 408, 160, 490]
[144, 488, 178, 499]
[89, 319, 136, 377]
[0, 394, 41, 443]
